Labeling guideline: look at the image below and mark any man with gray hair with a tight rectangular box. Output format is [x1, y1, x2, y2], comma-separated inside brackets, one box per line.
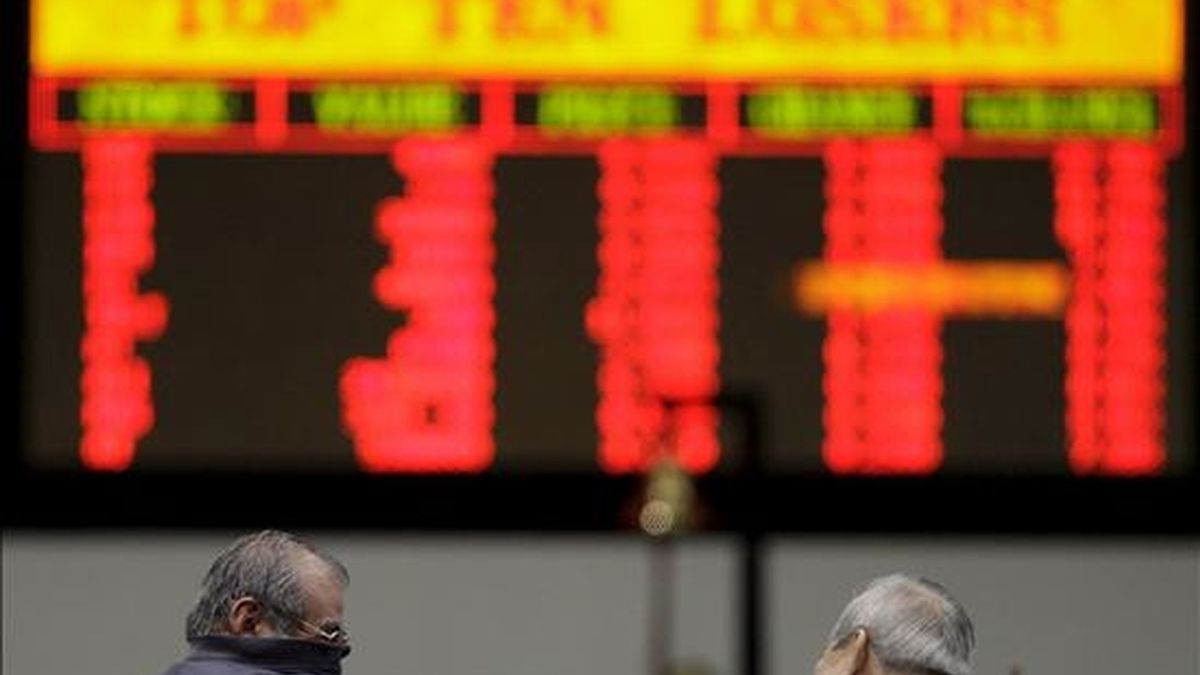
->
[814, 573, 975, 675]
[157, 530, 352, 675]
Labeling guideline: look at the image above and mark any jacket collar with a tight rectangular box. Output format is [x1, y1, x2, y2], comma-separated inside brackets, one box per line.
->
[186, 635, 350, 674]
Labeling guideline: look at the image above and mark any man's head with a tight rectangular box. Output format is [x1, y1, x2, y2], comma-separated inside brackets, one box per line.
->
[814, 573, 974, 675]
[184, 530, 350, 647]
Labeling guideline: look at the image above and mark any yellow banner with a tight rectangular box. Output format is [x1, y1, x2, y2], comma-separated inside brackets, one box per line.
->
[33, 0, 1182, 83]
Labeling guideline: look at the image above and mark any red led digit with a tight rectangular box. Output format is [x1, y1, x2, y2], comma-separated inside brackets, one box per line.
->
[340, 137, 496, 472]
[79, 138, 169, 471]
[588, 138, 721, 473]
[1055, 142, 1165, 475]
[821, 139, 944, 474]
[1101, 141, 1165, 473]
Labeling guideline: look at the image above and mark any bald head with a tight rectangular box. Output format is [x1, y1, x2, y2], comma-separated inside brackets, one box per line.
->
[825, 574, 974, 675]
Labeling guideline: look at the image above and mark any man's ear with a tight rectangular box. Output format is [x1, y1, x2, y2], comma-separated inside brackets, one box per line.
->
[813, 628, 869, 675]
[228, 596, 265, 636]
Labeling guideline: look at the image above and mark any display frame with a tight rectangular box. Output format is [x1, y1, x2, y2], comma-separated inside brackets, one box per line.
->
[7, 0, 1198, 535]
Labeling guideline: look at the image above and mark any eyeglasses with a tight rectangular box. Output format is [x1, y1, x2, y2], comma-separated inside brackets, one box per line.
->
[262, 600, 350, 646]
[292, 617, 351, 646]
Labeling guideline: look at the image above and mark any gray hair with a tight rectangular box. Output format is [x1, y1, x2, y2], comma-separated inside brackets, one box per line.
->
[827, 573, 975, 675]
[184, 530, 349, 640]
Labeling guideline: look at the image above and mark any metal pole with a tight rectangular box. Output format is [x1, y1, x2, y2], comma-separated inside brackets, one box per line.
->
[648, 535, 676, 675]
[735, 393, 764, 675]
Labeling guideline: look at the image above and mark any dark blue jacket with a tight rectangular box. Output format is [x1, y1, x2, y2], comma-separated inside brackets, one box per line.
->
[160, 636, 350, 675]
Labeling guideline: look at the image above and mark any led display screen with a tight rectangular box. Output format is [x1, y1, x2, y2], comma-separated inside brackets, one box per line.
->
[20, 0, 1191, 477]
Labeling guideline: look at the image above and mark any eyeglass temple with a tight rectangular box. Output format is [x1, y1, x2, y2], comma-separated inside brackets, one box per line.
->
[295, 617, 347, 642]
